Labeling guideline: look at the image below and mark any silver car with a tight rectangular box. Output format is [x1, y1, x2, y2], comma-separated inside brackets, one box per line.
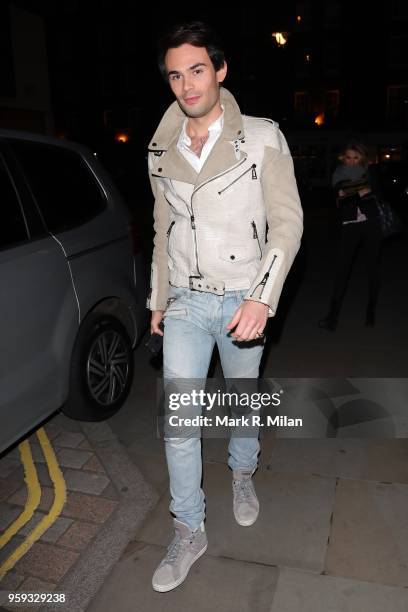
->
[0, 130, 148, 453]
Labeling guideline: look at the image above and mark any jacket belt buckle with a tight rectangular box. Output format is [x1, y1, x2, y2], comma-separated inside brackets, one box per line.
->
[188, 276, 201, 291]
[188, 276, 225, 295]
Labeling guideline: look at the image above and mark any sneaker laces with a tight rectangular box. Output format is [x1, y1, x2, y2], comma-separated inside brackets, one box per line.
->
[163, 531, 192, 565]
[233, 478, 254, 503]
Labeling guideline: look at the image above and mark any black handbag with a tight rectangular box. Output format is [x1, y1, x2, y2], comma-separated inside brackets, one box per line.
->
[376, 199, 403, 238]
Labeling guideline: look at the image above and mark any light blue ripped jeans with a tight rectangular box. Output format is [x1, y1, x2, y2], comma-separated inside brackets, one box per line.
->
[162, 285, 265, 530]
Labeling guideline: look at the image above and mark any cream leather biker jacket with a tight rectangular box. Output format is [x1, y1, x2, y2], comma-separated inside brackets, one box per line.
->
[147, 88, 303, 316]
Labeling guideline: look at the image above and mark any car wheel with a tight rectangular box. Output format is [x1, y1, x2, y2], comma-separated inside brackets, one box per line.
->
[62, 314, 134, 421]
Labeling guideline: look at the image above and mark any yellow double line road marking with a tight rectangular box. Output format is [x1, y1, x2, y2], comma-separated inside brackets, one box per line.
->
[0, 440, 41, 549]
[0, 427, 67, 580]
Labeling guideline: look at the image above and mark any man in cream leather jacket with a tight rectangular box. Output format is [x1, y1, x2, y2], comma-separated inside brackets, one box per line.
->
[148, 22, 303, 593]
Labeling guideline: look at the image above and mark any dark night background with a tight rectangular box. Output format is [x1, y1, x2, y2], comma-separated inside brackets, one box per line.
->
[2, 2, 408, 154]
[1, 0, 408, 257]
[3, 0, 408, 131]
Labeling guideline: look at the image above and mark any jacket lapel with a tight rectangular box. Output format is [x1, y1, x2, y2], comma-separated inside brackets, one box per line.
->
[150, 141, 198, 185]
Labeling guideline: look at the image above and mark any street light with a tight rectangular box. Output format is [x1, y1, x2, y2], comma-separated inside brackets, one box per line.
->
[272, 32, 289, 47]
[115, 132, 129, 143]
[314, 113, 325, 126]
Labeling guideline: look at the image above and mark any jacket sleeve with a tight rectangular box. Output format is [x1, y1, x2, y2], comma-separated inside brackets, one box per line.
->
[146, 155, 170, 311]
[244, 130, 303, 316]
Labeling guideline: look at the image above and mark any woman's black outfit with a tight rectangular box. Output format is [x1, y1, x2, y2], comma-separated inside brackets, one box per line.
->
[319, 168, 383, 330]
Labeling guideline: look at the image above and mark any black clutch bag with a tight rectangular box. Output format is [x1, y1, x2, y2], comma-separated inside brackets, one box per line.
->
[145, 321, 164, 355]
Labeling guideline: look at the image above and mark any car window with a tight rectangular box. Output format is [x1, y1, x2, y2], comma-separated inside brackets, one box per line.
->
[0, 156, 29, 249]
[11, 141, 107, 233]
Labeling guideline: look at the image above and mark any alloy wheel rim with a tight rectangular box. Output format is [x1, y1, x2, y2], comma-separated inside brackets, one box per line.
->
[86, 329, 129, 406]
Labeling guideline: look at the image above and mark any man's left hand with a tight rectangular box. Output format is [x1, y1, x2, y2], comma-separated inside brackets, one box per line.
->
[226, 300, 269, 341]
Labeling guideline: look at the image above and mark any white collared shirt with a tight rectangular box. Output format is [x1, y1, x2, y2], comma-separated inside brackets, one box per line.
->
[177, 108, 224, 173]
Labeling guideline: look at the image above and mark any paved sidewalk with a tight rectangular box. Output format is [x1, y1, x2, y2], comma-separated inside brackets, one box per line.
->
[87, 435, 408, 612]
[85, 223, 408, 611]
[0, 414, 158, 611]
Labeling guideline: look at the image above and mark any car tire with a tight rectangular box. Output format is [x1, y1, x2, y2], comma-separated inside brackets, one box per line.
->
[62, 314, 134, 421]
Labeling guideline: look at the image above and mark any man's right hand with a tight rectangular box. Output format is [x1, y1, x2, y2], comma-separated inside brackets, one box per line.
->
[151, 310, 164, 335]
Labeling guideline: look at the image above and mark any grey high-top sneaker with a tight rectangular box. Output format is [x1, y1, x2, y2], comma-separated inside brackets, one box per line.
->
[232, 468, 259, 526]
[152, 520, 207, 592]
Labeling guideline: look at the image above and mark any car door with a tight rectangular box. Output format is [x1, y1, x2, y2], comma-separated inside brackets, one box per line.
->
[0, 146, 78, 453]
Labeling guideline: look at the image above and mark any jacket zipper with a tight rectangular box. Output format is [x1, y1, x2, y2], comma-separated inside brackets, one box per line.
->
[147, 266, 153, 305]
[166, 220, 175, 257]
[251, 220, 262, 259]
[166, 220, 175, 236]
[189, 212, 201, 277]
[249, 254, 277, 300]
[189, 156, 248, 278]
[218, 164, 257, 195]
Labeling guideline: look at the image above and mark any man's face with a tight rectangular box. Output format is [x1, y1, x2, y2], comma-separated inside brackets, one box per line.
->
[164, 43, 227, 119]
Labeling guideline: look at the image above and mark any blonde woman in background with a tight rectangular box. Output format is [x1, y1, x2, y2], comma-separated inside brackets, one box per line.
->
[319, 141, 383, 330]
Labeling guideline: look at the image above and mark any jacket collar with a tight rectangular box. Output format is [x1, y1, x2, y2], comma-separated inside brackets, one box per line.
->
[148, 88, 246, 186]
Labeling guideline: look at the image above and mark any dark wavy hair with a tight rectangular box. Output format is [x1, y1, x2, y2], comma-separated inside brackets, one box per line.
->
[157, 21, 225, 80]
